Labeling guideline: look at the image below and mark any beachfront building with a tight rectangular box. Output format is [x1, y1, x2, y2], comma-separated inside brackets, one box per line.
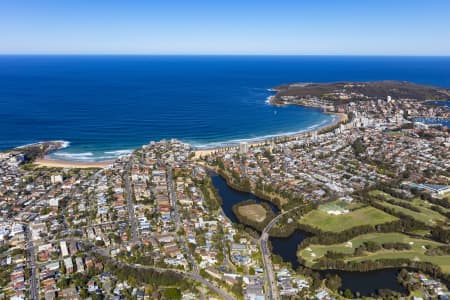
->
[240, 142, 249, 154]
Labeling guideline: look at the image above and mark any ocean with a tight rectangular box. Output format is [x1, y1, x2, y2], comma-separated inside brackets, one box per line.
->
[1, 55, 450, 161]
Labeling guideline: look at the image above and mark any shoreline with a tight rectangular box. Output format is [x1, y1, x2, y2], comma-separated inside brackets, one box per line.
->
[34, 158, 112, 169]
[16, 99, 348, 165]
[33, 110, 345, 165]
[193, 109, 347, 158]
[32, 109, 346, 164]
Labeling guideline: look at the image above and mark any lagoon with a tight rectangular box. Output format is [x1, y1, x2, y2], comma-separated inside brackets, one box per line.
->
[210, 173, 407, 296]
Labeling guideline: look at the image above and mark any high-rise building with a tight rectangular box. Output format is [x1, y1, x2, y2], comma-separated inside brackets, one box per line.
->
[239, 142, 248, 154]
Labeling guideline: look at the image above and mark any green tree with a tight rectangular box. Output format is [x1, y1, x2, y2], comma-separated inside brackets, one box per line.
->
[325, 273, 342, 291]
[344, 288, 353, 298]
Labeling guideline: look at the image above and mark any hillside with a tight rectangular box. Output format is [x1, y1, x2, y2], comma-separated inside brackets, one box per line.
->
[272, 80, 450, 102]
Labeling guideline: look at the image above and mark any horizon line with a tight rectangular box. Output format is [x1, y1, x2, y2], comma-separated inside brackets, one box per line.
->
[1, 53, 450, 57]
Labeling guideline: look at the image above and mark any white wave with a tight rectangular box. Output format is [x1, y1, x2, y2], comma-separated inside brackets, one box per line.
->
[306, 118, 329, 130]
[104, 149, 133, 155]
[57, 140, 71, 149]
[50, 148, 133, 162]
[15, 140, 71, 149]
[15, 142, 42, 149]
[191, 117, 336, 150]
[265, 96, 274, 105]
[92, 156, 122, 161]
[54, 152, 94, 159]
[59, 156, 98, 162]
[191, 129, 305, 149]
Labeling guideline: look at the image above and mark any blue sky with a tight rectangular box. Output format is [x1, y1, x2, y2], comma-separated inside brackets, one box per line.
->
[0, 0, 449, 55]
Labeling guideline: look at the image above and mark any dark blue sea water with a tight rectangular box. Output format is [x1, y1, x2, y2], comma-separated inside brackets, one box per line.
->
[1, 56, 450, 161]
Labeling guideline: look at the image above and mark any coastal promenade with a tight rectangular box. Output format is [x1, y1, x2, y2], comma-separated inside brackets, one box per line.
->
[194, 112, 347, 158]
[32, 112, 347, 166]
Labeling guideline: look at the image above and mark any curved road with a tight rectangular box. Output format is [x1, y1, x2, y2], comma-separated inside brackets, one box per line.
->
[259, 205, 302, 300]
[88, 243, 234, 300]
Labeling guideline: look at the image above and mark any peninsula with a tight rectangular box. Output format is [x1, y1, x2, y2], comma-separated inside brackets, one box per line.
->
[271, 80, 450, 103]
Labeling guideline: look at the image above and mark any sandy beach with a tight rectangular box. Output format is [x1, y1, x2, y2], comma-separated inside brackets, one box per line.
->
[31, 110, 348, 164]
[34, 158, 112, 169]
[194, 111, 348, 158]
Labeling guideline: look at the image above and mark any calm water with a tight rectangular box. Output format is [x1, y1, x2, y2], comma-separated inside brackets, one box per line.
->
[1, 56, 450, 160]
[324, 269, 406, 296]
[415, 100, 450, 127]
[210, 172, 279, 223]
[210, 173, 406, 296]
[270, 231, 310, 270]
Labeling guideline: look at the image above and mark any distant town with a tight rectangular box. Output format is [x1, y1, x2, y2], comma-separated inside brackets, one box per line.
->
[1, 81, 449, 300]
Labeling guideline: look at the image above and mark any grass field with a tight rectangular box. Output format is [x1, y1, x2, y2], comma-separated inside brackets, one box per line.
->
[372, 190, 450, 214]
[408, 197, 450, 215]
[318, 200, 349, 212]
[407, 229, 431, 237]
[237, 204, 267, 223]
[298, 232, 450, 273]
[298, 206, 398, 233]
[349, 252, 450, 274]
[317, 199, 363, 213]
[370, 191, 448, 227]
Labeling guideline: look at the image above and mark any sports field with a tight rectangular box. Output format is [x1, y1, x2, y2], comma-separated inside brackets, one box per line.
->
[318, 200, 349, 211]
[298, 206, 398, 233]
[317, 199, 363, 213]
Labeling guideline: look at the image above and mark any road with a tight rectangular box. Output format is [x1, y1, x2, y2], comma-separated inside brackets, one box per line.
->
[166, 164, 199, 274]
[259, 205, 302, 300]
[125, 160, 138, 244]
[22, 173, 63, 300]
[220, 230, 233, 271]
[86, 169, 105, 227]
[23, 171, 104, 300]
[81, 239, 234, 300]
[26, 226, 39, 300]
[165, 165, 180, 231]
[259, 233, 278, 300]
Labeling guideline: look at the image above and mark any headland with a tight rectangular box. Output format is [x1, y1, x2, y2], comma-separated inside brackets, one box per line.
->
[17, 80, 450, 165]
